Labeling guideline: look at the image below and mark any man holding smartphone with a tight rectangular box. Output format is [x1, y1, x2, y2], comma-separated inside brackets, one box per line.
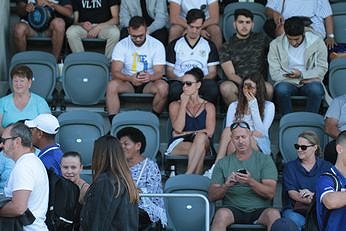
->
[268, 16, 328, 115]
[106, 16, 168, 121]
[208, 121, 280, 230]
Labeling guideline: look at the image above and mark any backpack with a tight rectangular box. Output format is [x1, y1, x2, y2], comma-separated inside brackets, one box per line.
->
[304, 172, 341, 231]
[45, 168, 80, 231]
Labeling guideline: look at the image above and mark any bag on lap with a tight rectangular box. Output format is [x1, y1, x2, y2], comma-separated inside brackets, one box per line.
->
[45, 168, 80, 231]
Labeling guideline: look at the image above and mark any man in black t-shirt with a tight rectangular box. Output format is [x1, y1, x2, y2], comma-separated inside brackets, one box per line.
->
[13, 0, 73, 60]
[66, 0, 120, 59]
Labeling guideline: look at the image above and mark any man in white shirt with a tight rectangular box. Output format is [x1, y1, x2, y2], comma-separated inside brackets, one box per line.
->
[268, 16, 328, 115]
[106, 16, 168, 121]
[0, 122, 49, 230]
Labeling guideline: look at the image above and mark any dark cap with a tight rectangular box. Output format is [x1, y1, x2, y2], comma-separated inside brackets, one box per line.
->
[271, 218, 298, 231]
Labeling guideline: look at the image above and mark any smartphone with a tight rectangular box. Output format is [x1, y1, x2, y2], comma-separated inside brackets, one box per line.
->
[237, 168, 247, 174]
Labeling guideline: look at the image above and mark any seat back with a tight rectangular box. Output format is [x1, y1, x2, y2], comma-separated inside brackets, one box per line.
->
[9, 51, 57, 101]
[328, 56, 346, 98]
[62, 52, 109, 105]
[331, 2, 346, 44]
[278, 112, 328, 163]
[222, 2, 266, 42]
[56, 110, 110, 167]
[164, 174, 214, 231]
[110, 110, 160, 160]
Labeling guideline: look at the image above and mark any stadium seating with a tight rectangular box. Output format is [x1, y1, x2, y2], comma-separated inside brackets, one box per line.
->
[328, 56, 346, 98]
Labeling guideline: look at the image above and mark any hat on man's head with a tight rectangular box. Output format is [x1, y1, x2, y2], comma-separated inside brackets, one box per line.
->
[271, 218, 298, 231]
[25, 114, 59, 135]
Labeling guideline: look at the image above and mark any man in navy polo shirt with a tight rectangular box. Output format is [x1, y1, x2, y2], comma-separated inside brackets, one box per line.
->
[25, 113, 63, 175]
[316, 131, 346, 231]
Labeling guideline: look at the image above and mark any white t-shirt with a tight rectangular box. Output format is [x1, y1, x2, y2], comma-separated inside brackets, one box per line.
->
[4, 153, 49, 231]
[168, 0, 217, 19]
[288, 40, 307, 73]
[111, 35, 166, 76]
[166, 36, 219, 77]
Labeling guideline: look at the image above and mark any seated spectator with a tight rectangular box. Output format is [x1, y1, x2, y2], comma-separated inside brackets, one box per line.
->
[25, 113, 63, 175]
[106, 16, 168, 121]
[168, 0, 222, 50]
[208, 121, 280, 230]
[268, 17, 327, 115]
[265, 0, 336, 49]
[60, 151, 90, 204]
[116, 127, 167, 230]
[166, 67, 216, 174]
[66, 0, 120, 60]
[0, 65, 50, 136]
[324, 94, 346, 165]
[80, 135, 139, 230]
[166, 8, 219, 105]
[219, 9, 273, 105]
[0, 122, 49, 230]
[119, 0, 168, 46]
[0, 151, 14, 193]
[14, 0, 73, 60]
[282, 131, 332, 230]
[316, 131, 346, 230]
[205, 75, 275, 177]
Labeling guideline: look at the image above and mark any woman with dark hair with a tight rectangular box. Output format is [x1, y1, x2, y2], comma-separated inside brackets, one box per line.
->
[80, 135, 139, 231]
[117, 127, 167, 230]
[282, 131, 332, 230]
[205, 75, 274, 177]
[166, 67, 216, 174]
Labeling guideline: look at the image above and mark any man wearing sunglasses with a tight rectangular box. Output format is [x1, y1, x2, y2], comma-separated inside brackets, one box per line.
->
[208, 121, 280, 230]
[166, 8, 219, 105]
[106, 16, 168, 121]
[0, 122, 49, 230]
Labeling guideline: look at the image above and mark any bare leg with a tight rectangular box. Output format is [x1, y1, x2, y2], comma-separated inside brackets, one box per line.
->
[169, 24, 185, 42]
[211, 208, 235, 231]
[216, 128, 233, 162]
[49, 18, 66, 60]
[186, 132, 209, 174]
[144, 79, 168, 114]
[265, 81, 274, 101]
[106, 79, 134, 115]
[219, 80, 238, 106]
[206, 25, 223, 51]
[13, 22, 34, 52]
[257, 208, 281, 231]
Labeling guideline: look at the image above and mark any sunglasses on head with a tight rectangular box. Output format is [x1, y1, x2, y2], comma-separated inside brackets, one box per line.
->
[0, 136, 18, 144]
[294, 144, 315, 150]
[182, 81, 197, 86]
[230, 121, 250, 130]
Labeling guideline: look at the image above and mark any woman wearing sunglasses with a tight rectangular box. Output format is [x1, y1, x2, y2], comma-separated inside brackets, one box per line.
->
[205, 75, 274, 177]
[282, 131, 332, 230]
[166, 67, 216, 174]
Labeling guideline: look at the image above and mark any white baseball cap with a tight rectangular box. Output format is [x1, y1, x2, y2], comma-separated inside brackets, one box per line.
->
[25, 114, 60, 135]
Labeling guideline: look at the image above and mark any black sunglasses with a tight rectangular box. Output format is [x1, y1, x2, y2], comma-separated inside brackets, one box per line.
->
[294, 144, 315, 151]
[182, 81, 197, 86]
[0, 136, 18, 144]
[230, 121, 250, 130]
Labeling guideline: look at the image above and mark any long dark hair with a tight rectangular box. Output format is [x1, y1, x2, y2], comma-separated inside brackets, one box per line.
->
[92, 135, 139, 203]
[235, 75, 266, 121]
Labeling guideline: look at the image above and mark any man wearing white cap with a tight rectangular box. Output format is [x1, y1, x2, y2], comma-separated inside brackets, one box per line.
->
[25, 114, 63, 176]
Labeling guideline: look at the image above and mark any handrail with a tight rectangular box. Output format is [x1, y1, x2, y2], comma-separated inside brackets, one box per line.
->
[139, 193, 210, 231]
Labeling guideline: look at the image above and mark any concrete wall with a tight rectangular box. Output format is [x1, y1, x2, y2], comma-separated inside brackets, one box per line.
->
[0, 1, 10, 96]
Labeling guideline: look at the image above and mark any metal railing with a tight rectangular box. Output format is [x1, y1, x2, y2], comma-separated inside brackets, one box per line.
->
[139, 193, 210, 231]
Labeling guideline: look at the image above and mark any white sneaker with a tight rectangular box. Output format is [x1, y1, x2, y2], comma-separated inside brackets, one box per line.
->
[203, 164, 215, 179]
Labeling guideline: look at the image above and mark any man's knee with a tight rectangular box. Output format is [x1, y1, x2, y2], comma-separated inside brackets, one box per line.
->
[106, 80, 122, 95]
[274, 82, 293, 96]
[154, 80, 169, 96]
[50, 18, 66, 33]
[66, 25, 81, 39]
[14, 23, 29, 38]
[213, 208, 234, 226]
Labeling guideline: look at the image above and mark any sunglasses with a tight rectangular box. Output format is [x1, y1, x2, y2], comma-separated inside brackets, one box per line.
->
[0, 136, 18, 144]
[294, 144, 315, 151]
[182, 81, 197, 86]
[230, 121, 250, 130]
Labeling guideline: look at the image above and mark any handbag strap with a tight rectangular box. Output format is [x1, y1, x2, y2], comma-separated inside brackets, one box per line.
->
[136, 158, 148, 186]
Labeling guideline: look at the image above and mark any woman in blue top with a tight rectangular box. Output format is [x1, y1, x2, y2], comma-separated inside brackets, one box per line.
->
[0, 65, 50, 135]
[166, 67, 216, 174]
[282, 131, 332, 230]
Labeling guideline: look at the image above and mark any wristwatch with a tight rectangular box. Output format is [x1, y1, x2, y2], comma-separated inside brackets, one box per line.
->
[327, 33, 335, 39]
